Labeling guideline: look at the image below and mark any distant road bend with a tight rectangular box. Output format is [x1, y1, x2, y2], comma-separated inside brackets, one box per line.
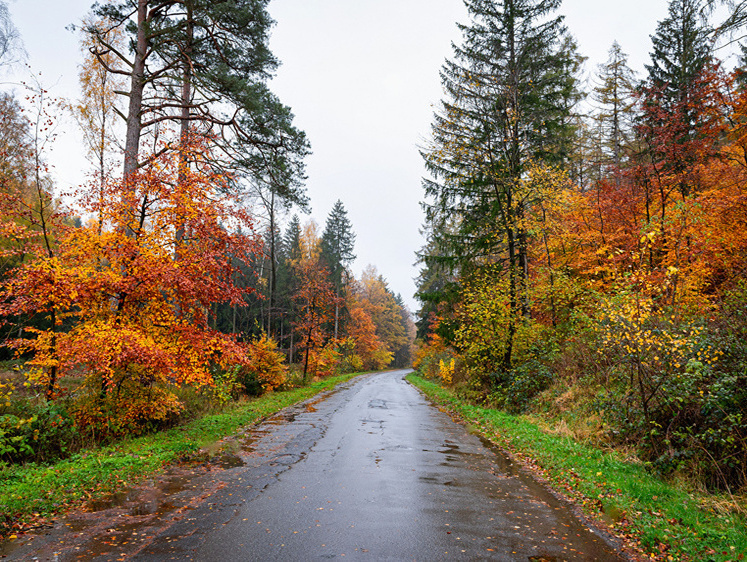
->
[5, 370, 626, 561]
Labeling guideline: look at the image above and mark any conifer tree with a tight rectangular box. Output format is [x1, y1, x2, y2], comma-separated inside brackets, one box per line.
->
[320, 200, 356, 338]
[421, 0, 580, 369]
[88, 0, 309, 192]
[646, 0, 712, 111]
[641, 0, 714, 199]
[593, 42, 638, 172]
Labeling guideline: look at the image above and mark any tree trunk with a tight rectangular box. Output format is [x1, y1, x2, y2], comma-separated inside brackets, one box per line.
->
[268, 191, 276, 337]
[334, 288, 339, 340]
[175, 0, 193, 265]
[122, 0, 148, 183]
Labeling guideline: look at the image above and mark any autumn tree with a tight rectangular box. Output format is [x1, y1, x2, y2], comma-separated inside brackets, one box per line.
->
[0, 90, 58, 361]
[344, 290, 392, 371]
[1, 136, 260, 419]
[291, 221, 337, 381]
[70, 15, 126, 235]
[358, 266, 415, 368]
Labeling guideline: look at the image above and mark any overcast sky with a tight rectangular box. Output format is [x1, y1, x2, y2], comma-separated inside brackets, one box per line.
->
[3, 0, 685, 311]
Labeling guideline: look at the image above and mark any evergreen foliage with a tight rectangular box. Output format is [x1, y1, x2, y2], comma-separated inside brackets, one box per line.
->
[320, 200, 356, 290]
[421, 0, 581, 369]
[90, 0, 310, 191]
[645, 0, 712, 109]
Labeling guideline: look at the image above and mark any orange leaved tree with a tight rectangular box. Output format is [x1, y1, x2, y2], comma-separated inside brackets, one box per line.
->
[292, 258, 337, 383]
[0, 137, 260, 435]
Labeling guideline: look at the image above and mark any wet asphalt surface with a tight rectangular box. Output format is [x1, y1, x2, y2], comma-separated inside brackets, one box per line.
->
[1, 370, 625, 561]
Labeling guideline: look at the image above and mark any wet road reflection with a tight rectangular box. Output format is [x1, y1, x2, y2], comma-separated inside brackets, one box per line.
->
[2, 371, 626, 561]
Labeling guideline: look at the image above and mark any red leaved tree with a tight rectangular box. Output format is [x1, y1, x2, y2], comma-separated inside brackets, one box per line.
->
[0, 136, 260, 435]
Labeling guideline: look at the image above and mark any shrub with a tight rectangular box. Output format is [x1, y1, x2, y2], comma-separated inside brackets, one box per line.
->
[590, 287, 747, 491]
[487, 360, 556, 414]
[236, 335, 288, 396]
[70, 377, 183, 441]
[0, 400, 79, 464]
[314, 344, 341, 378]
[203, 366, 243, 405]
[338, 353, 364, 374]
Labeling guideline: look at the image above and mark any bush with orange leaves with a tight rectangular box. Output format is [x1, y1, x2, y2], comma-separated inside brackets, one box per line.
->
[236, 335, 288, 396]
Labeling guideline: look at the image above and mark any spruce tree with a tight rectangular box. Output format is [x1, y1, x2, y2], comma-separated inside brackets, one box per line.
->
[321, 201, 356, 288]
[736, 43, 747, 87]
[641, 0, 713, 198]
[646, 0, 711, 110]
[320, 200, 356, 339]
[421, 0, 580, 369]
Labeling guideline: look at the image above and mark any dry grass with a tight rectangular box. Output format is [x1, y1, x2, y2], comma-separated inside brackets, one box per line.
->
[699, 494, 747, 517]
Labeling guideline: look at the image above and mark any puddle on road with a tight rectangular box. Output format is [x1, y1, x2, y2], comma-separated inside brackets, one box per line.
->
[0, 467, 203, 560]
[212, 451, 246, 469]
[86, 490, 135, 512]
[438, 436, 521, 476]
[264, 411, 298, 425]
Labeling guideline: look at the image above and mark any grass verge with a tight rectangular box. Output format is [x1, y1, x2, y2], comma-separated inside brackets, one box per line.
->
[407, 373, 747, 562]
[0, 372, 363, 539]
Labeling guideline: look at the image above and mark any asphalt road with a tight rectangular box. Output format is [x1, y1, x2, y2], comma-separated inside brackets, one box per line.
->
[3, 370, 625, 561]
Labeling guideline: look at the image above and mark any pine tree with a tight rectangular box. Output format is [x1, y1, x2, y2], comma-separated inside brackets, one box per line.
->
[421, 0, 580, 369]
[736, 43, 747, 87]
[320, 200, 356, 339]
[89, 0, 309, 190]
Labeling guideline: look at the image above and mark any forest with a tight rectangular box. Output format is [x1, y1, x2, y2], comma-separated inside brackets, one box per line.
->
[415, 0, 747, 495]
[2, 0, 747, 544]
[0, 0, 414, 466]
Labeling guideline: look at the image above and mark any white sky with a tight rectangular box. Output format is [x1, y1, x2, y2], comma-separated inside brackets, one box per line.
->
[3, 0, 680, 311]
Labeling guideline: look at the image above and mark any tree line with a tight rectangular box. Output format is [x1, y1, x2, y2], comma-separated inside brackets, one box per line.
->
[416, 0, 747, 492]
[0, 0, 413, 458]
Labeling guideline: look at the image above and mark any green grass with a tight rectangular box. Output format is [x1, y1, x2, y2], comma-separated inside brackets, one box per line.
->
[407, 373, 747, 562]
[0, 372, 362, 538]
